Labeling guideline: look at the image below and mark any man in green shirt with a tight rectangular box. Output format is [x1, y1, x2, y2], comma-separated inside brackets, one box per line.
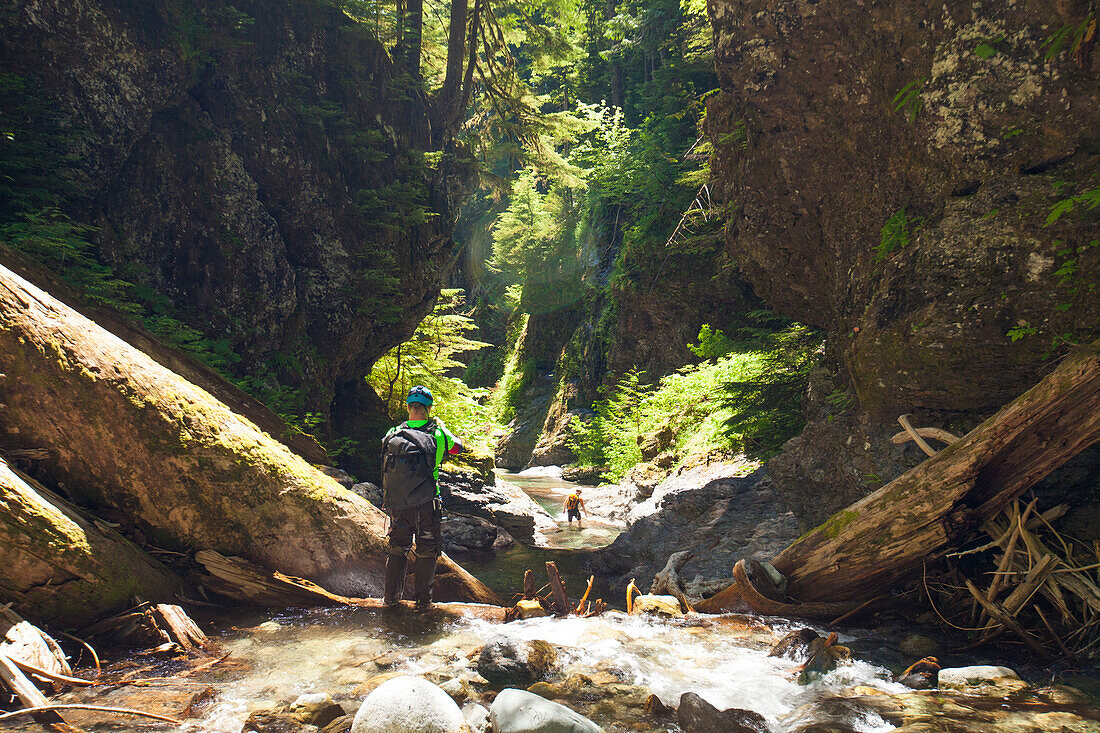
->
[381, 385, 463, 611]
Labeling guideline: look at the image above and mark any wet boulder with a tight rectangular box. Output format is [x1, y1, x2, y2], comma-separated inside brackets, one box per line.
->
[477, 636, 559, 687]
[628, 594, 683, 617]
[676, 692, 768, 733]
[897, 656, 940, 690]
[937, 665, 1026, 692]
[350, 675, 468, 733]
[768, 628, 819, 661]
[443, 515, 514, 553]
[489, 688, 603, 733]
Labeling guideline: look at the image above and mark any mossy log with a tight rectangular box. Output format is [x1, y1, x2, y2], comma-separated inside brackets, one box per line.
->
[772, 339, 1100, 602]
[0, 457, 183, 628]
[0, 264, 498, 605]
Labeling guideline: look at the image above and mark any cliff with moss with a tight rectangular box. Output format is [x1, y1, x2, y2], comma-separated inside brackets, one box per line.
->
[0, 0, 473, 476]
[706, 0, 1100, 527]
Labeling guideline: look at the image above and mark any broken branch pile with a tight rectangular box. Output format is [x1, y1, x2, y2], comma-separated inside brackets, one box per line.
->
[927, 498, 1100, 660]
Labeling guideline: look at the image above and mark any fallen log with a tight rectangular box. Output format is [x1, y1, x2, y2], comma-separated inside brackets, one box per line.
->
[195, 551, 505, 621]
[770, 339, 1100, 602]
[0, 458, 183, 628]
[0, 264, 497, 606]
[1, 605, 72, 681]
[85, 602, 209, 652]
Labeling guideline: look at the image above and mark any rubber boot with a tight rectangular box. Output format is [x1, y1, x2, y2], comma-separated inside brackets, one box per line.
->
[383, 553, 408, 607]
[412, 554, 438, 612]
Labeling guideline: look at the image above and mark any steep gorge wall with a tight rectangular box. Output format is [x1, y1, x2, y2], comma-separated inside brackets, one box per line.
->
[706, 0, 1099, 526]
[1, 0, 472, 476]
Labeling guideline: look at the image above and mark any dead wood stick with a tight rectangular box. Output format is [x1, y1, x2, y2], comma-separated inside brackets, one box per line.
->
[545, 562, 571, 616]
[1001, 554, 1059, 616]
[897, 414, 940, 457]
[828, 596, 881, 628]
[987, 501, 1035, 604]
[890, 426, 960, 447]
[57, 632, 100, 675]
[575, 576, 594, 615]
[0, 704, 182, 725]
[523, 569, 537, 600]
[1035, 606, 1075, 659]
[964, 579, 1051, 659]
[0, 654, 67, 726]
[8, 657, 94, 687]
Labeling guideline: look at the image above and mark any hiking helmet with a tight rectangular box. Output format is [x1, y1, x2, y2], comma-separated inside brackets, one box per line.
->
[407, 385, 434, 406]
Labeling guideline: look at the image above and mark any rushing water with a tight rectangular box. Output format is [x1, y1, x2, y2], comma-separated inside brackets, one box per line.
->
[181, 608, 902, 733]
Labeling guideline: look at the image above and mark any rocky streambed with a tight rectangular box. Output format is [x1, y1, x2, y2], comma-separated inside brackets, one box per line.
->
[16, 606, 1099, 733]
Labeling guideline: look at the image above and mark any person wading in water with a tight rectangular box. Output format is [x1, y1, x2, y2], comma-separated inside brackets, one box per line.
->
[564, 488, 587, 528]
[380, 385, 463, 612]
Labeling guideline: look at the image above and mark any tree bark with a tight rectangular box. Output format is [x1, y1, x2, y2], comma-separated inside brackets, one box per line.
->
[0, 264, 499, 606]
[771, 339, 1100, 602]
[0, 457, 183, 628]
[437, 0, 468, 122]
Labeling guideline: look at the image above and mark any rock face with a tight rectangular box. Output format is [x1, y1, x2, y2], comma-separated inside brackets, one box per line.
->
[441, 468, 557, 545]
[0, 0, 473, 477]
[351, 676, 469, 733]
[706, 0, 1100, 524]
[489, 689, 603, 733]
[591, 464, 800, 590]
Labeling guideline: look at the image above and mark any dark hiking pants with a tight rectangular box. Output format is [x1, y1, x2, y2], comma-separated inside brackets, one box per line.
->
[383, 499, 442, 605]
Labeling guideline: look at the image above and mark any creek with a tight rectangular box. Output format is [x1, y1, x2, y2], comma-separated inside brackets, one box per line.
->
[25, 467, 1100, 733]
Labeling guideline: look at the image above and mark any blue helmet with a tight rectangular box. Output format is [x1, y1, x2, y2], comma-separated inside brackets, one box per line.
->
[407, 385, 434, 406]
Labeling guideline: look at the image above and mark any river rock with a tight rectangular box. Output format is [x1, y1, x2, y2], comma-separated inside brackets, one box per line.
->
[629, 594, 682, 617]
[462, 702, 490, 732]
[937, 665, 1026, 691]
[489, 688, 603, 733]
[242, 711, 310, 733]
[897, 656, 940, 690]
[349, 482, 382, 507]
[443, 515, 513, 553]
[515, 599, 550, 619]
[350, 676, 468, 733]
[477, 636, 559, 687]
[898, 633, 940, 658]
[768, 628, 819, 661]
[676, 692, 769, 733]
[592, 464, 799, 589]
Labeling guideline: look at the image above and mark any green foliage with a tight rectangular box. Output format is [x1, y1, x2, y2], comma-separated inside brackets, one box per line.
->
[1041, 13, 1096, 61]
[891, 78, 925, 123]
[368, 289, 493, 448]
[688, 323, 735, 360]
[973, 37, 1002, 59]
[876, 206, 918, 261]
[1045, 185, 1100, 227]
[488, 314, 535, 424]
[721, 323, 823, 459]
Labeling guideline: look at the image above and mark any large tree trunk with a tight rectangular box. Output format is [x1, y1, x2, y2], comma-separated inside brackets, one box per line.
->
[771, 339, 1100, 602]
[0, 456, 183, 628]
[0, 264, 499, 605]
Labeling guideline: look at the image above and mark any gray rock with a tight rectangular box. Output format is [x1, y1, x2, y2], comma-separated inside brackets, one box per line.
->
[489, 688, 602, 733]
[441, 468, 556, 544]
[442, 515, 508, 554]
[592, 465, 799, 589]
[476, 636, 559, 687]
[937, 665, 1026, 691]
[350, 675, 468, 733]
[899, 633, 940, 658]
[461, 702, 489, 732]
[316, 466, 356, 488]
[676, 692, 768, 733]
[350, 482, 382, 507]
[768, 628, 819, 661]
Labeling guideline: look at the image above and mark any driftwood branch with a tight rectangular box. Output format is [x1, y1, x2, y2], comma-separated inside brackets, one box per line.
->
[545, 562, 571, 616]
[0, 704, 182, 725]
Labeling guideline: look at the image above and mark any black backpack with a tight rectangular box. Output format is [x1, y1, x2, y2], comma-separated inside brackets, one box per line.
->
[380, 421, 438, 512]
